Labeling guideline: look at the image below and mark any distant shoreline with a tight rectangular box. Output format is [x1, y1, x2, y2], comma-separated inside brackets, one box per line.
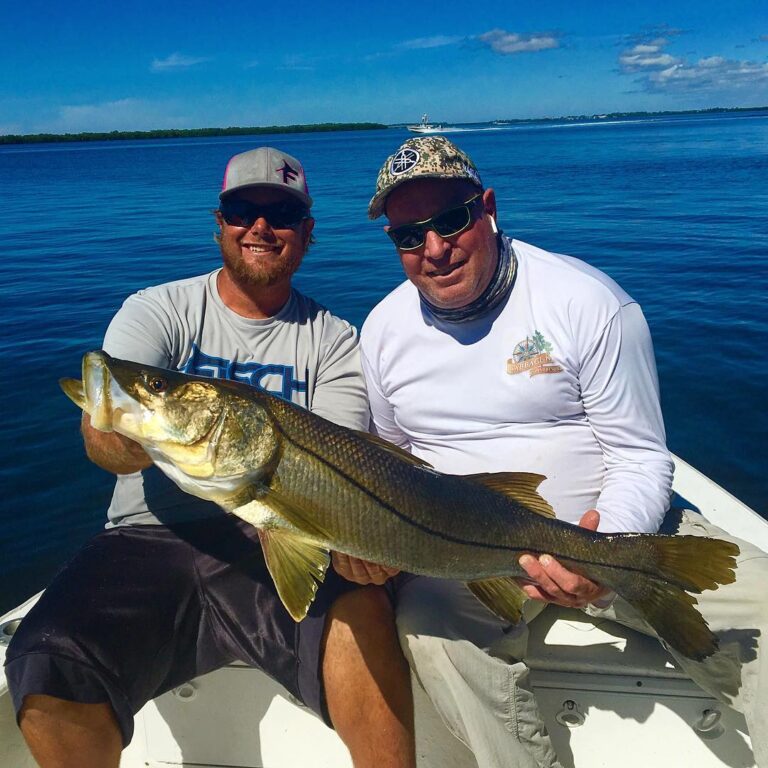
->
[3, 106, 767, 146]
[390, 105, 768, 128]
[495, 105, 768, 125]
[0, 122, 388, 146]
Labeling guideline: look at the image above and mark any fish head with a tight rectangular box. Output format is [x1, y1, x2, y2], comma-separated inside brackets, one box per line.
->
[63, 351, 225, 445]
[61, 351, 281, 489]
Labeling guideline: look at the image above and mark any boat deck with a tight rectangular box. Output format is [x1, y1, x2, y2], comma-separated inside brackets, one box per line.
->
[1, 455, 762, 767]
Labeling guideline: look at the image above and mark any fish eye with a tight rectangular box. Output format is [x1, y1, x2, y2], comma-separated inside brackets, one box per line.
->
[146, 375, 168, 393]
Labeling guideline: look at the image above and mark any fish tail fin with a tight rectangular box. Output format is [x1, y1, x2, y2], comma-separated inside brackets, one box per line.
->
[576, 535, 739, 661]
[642, 534, 739, 593]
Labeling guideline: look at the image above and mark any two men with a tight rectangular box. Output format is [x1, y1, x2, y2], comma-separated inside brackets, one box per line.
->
[9, 134, 766, 768]
[356, 136, 768, 767]
[6, 147, 414, 768]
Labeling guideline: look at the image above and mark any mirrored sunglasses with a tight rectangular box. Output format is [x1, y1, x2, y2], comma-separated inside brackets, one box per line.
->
[387, 194, 484, 251]
[219, 198, 309, 229]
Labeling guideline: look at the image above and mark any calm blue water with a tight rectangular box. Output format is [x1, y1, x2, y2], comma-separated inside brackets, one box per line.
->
[1, 113, 767, 614]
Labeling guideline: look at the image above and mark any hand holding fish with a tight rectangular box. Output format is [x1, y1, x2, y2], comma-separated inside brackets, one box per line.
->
[518, 510, 613, 608]
[332, 553, 400, 585]
[81, 412, 153, 474]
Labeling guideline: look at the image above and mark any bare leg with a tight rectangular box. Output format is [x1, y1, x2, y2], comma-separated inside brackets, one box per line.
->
[323, 586, 416, 768]
[19, 694, 122, 768]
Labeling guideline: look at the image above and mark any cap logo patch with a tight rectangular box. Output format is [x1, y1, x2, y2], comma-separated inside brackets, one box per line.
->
[390, 148, 420, 176]
[277, 161, 299, 184]
[463, 164, 481, 185]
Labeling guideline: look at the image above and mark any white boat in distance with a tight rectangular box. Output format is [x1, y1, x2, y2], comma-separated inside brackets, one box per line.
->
[407, 113, 445, 133]
[1, 453, 764, 767]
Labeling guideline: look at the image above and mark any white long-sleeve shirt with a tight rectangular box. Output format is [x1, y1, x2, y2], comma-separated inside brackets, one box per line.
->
[361, 238, 673, 534]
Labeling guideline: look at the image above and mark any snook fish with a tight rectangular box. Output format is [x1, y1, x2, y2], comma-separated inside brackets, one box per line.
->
[61, 351, 740, 661]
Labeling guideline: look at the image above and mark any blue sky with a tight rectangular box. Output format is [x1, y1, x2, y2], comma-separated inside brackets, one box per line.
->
[2, 0, 767, 134]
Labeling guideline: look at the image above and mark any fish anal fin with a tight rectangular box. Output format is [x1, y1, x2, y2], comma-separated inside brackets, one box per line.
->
[467, 577, 528, 625]
[351, 430, 433, 468]
[260, 528, 330, 622]
[464, 472, 555, 518]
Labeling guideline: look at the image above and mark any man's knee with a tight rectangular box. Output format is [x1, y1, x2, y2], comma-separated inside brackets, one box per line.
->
[396, 578, 510, 652]
[327, 584, 395, 630]
[20, 694, 120, 734]
[323, 585, 401, 674]
[19, 694, 123, 766]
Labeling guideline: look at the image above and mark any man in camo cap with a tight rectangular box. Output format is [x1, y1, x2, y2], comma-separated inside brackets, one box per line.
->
[367, 136, 483, 220]
[330, 134, 768, 768]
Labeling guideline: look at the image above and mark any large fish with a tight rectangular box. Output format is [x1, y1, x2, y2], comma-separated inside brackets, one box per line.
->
[61, 351, 739, 660]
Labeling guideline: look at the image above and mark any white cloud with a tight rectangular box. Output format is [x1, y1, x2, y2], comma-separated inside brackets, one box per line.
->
[650, 57, 768, 90]
[397, 35, 463, 50]
[151, 53, 209, 71]
[619, 33, 768, 92]
[477, 29, 559, 55]
[619, 38, 681, 72]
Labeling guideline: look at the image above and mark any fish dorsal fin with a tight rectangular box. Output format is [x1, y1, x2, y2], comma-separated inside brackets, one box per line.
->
[259, 527, 330, 622]
[351, 430, 433, 468]
[463, 472, 555, 518]
[466, 577, 528, 625]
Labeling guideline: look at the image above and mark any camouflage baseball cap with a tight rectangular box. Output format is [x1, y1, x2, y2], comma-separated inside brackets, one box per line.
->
[368, 136, 483, 219]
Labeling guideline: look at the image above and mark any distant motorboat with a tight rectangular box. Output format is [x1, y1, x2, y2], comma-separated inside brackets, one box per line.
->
[407, 113, 444, 134]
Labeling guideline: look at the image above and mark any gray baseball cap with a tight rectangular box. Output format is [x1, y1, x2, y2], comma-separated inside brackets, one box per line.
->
[219, 147, 313, 208]
[368, 136, 483, 219]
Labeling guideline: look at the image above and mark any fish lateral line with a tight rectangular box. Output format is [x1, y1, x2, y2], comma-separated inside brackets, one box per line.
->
[268, 415, 681, 578]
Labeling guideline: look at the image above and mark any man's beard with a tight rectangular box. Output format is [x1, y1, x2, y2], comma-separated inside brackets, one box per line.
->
[221, 247, 303, 287]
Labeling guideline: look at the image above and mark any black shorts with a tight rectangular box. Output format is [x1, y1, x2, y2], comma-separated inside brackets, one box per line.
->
[4, 516, 360, 745]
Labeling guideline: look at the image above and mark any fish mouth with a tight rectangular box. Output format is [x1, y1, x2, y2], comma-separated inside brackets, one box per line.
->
[60, 350, 146, 438]
[83, 351, 114, 432]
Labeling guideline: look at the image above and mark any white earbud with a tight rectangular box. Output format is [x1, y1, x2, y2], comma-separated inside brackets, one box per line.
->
[489, 216, 498, 234]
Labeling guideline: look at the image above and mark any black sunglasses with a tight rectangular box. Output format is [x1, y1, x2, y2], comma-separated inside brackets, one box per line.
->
[387, 194, 484, 251]
[219, 198, 309, 229]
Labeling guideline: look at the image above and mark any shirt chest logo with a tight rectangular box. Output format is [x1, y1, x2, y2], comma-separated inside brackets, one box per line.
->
[506, 331, 563, 377]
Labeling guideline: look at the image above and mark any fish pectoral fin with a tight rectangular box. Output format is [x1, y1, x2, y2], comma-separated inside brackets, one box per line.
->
[260, 485, 333, 541]
[463, 472, 555, 518]
[350, 430, 433, 468]
[60, 378, 87, 410]
[467, 577, 528, 625]
[260, 528, 330, 622]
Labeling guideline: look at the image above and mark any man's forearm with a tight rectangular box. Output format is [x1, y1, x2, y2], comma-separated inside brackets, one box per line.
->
[81, 413, 153, 474]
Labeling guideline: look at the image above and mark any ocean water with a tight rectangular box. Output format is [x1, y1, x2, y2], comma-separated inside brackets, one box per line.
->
[1, 113, 766, 614]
